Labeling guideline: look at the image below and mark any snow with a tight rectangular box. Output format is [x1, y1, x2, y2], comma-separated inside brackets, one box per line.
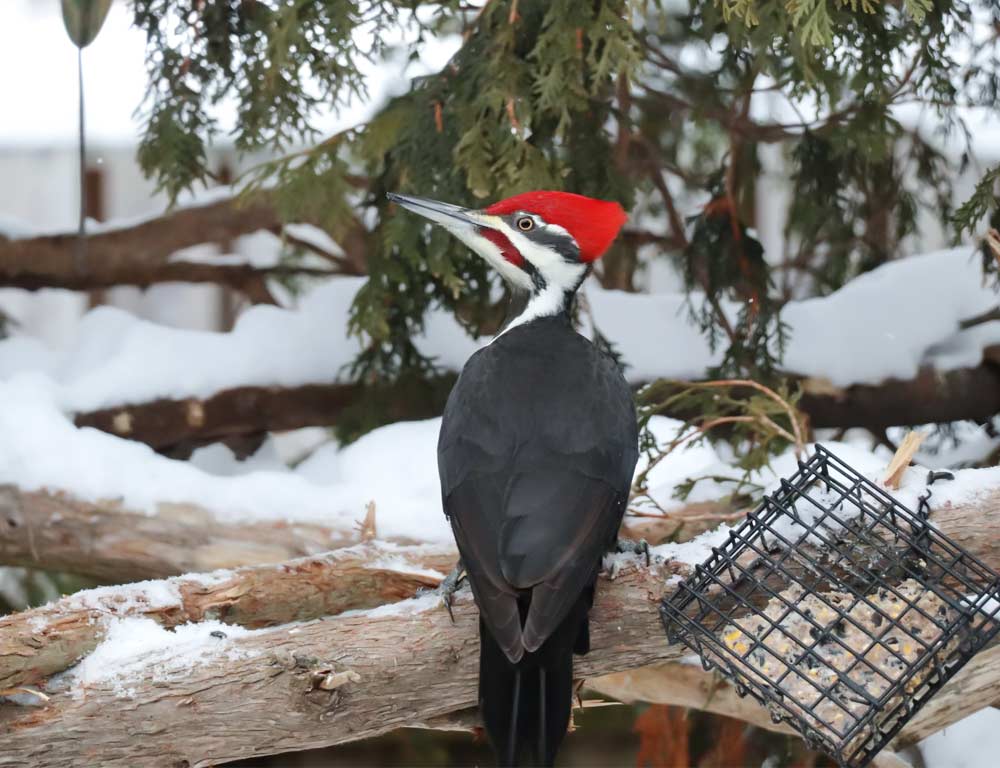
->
[338, 592, 443, 619]
[63, 578, 182, 616]
[779, 248, 999, 386]
[920, 707, 1000, 768]
[363, 556, 447, 581]
[649, 438, 1000, 566]
[0, 246, 992, 417]
[67, 617, 263, 699]
[56, 277, 369, 412]
[0, 374, 452, 542]
[652, 525, 737, 566]
[0, 1, 467, 146]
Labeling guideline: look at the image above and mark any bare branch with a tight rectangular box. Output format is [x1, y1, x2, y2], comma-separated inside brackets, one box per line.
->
[0, 194, 352, 297]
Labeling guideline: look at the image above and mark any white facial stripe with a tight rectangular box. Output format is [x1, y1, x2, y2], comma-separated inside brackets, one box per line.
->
[445, 224, 533, 291]
[504, 225, 586, 291]
[488, 220, 587, 340]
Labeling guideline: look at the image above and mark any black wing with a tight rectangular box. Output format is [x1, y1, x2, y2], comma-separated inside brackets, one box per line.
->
[438, 316, 638, 662]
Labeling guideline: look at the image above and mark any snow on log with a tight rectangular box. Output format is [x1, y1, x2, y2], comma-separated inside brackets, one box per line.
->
[72, 353, 1000, 453]
[0, 247, 995, 417]
[0, 543, 454, 691]
[3, 566, 669, 767]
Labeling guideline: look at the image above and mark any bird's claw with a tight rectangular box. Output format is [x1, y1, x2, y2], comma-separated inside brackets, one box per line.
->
[616, 537, 651, 567]
[435, 561, 466, 624]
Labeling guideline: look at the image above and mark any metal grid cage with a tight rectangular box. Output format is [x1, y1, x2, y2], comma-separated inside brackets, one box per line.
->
[660, 445, 1000, 768]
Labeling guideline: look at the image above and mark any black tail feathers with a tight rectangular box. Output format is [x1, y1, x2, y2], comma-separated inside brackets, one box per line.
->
[478, 595, 590, 766]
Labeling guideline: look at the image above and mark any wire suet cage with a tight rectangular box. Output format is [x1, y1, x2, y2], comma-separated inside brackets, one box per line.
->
[661, 445, 1000, 767]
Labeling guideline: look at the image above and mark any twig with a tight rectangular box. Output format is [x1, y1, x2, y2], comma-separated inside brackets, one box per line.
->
[883, 430, 927, 489]
[694, 379, 806, 455]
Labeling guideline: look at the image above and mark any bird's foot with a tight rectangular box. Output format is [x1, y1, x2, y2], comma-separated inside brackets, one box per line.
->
[433, 560, 467, 623]
[615, 537, 651, 567]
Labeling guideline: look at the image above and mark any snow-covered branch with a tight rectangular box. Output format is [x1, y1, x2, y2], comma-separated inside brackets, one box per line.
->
[0, 543, 454, 691]
[0, 566, 673, 768]
[71, 352, 1000, 454]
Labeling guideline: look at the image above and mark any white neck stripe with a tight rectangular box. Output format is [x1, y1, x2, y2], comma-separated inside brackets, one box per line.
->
[492, 283, 567, 340]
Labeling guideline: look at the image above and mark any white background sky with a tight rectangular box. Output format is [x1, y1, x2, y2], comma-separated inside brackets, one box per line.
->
[0, 0, 463, 146]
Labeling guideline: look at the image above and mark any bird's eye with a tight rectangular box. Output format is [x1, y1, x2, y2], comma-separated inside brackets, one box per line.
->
[516, 217, 534, 232]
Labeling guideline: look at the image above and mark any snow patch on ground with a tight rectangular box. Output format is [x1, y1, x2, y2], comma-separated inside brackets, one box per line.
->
[0, 375, 452, 541]
[67, 618, 263, 699]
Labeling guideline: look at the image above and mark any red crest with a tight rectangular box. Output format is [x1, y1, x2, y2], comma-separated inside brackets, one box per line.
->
[484, 191, 627, 262]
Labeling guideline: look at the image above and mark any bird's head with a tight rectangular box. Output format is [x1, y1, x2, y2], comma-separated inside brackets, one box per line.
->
[388, 190, 627, 321]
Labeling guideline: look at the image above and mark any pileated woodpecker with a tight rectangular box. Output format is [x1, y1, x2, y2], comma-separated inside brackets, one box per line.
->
[389, 190, 638, 766]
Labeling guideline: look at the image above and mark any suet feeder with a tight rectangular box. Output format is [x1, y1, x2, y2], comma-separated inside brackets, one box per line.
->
[661, 445, 1000, 767]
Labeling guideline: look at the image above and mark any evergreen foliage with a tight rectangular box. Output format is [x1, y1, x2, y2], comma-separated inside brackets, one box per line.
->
[128, 0, 1000, 442]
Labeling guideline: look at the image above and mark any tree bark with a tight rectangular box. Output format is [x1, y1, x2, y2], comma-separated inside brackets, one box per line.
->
[587, 645, 1000, 749]
[0, 543, 454, 691]
[0, 485, 365, 582]
[0, 482, 751, 584]
[3, 567, 669, 767]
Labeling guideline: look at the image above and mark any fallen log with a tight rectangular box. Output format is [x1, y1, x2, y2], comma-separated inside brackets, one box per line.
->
[0, 483, 722, 582]
[800, 354, 1000, 431]
[72, 357, 1000, 456]
[0, 543, 454, 690]
[3, 567, 668, 767]
[587, 644, 1000, 750]
[0, 485, 361, 581]
[1, 557, 995, 767]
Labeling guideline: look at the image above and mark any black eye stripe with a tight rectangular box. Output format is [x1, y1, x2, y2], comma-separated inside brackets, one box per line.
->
[501, 213, 580, 262]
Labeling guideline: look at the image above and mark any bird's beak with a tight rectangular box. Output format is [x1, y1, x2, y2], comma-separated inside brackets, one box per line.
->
[387, 192, 499, 232]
